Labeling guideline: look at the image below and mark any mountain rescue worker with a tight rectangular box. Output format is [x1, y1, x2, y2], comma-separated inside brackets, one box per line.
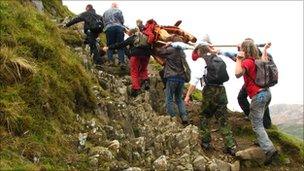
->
[223, 42, 273, 129]
[103, 2, 126, 69]
[235, 39, 277, 164]
[65, 4, 103, 65]
[193, 44, 236, 156]
[103, 28, 151, 97]
[154, 37, 190, 125]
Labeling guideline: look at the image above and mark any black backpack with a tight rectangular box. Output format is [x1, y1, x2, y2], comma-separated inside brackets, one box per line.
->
[89, 13, 104, 33]
[180, 55, 191, 83]
[203, 54, 229, 85]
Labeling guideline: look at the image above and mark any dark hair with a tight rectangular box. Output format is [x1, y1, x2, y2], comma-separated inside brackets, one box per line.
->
[196, 44, 210, 56]
[86, 4, 93, 10]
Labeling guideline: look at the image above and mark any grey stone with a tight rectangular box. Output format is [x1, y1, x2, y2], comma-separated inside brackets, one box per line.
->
[89, 146, 114, 161]
[208, 159, 231, 171]
[193, 155, 207, 171]
[230, 160, 240, 171]
[123, 167, 142, 171]
[153, 155, 168, 171]
[235, 146, 266, 161]
[32, 0, 44, 12]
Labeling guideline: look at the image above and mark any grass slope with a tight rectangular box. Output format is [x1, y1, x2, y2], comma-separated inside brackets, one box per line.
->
[0, 0, 99, 169]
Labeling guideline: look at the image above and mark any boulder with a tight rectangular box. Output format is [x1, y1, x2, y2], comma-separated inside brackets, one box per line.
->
[153, 155, 168, 171]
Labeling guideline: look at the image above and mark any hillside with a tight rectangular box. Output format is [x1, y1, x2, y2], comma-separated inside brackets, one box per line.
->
[0, 1, 303, 170]
[270, 104, 303, 139]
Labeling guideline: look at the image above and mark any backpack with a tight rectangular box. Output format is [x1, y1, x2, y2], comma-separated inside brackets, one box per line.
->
[203, 54, 229, 85]
[251, 57, 278, 87]
[180, 55, 191, 83]
[133, 32, 149, 47]
[89, 13, 104, 33]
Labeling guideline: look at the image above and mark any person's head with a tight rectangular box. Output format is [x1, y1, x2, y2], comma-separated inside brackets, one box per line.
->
[85, 4, 93, 11]
[196, 44, 211, 57]
[111, 2, 118, 8]
[127, 28, 139, 36]
[202, 34, 211, 44]
[240, 39, 260, 59]
[136, 19, 143, 26]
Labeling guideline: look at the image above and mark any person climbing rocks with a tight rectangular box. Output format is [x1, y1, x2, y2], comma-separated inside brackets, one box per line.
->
[65, 4, 103, 66]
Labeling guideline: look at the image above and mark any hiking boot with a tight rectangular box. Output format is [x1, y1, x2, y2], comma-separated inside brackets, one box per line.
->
[225, 146, 237, 156]
[130, 88, 140, 97]
[119, 63, 127, 70]
[201, 142, 213, 150]
[95, 64, 103, 70]
[141, 79, 150, 90]
[181, 115, 189, 126]
[264, 149, 278, 165]
[253, 140, 260, 146]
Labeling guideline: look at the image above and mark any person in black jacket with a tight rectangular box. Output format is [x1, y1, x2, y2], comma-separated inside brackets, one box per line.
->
[154, 37, 189, 125]
[65, 4, 103, 65]
[103, 28, 151, 97]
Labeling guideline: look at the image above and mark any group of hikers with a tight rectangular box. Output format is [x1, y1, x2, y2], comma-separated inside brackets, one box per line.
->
[65, 3, 279, 165]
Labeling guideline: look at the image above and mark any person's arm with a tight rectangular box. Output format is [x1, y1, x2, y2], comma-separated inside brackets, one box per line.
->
[221, 51, 237, 62]
[235, 52, 245, 78]
[115, 10, 124, 25]
[66, 13, 85, 27]
[261, 42, 271, 61]
[171, 42, 195, 50]
[184, 84, 196, 105]
[109, 36, 133, 50]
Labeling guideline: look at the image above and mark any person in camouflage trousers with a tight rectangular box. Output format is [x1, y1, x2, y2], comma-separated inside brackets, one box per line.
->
[188, 44, 236, 156]
[200, 86, 236, 155]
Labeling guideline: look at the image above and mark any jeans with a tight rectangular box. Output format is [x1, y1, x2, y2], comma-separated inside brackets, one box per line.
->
[105, 26, 125, 64]
[250, 89, 275, 153]
[165, 79, 187, 119]
[86, 30, 101, 65]
[238, 85, 272, 128]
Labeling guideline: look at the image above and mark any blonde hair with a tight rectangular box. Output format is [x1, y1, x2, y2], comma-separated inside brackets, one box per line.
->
[241, 39, 260, 59]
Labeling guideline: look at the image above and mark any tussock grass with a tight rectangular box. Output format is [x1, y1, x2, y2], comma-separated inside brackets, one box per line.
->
[0, 0, 98, 169]
[0, 48, 35, 84]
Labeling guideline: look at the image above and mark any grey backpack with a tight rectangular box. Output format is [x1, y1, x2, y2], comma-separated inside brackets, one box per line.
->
[254, 57, 278, 87]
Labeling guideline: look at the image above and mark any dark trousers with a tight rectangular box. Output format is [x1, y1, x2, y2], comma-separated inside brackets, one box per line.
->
[105, 26, 125, 64]
[238, 85, 272, 129]
[86, 30, 102, 65]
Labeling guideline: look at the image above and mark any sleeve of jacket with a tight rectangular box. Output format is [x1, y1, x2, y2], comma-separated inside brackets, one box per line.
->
[66, 13, 85, 27]
[156, 47, 171, 58]
[116, 10, 124, 25]
[109, 36, 134, 49]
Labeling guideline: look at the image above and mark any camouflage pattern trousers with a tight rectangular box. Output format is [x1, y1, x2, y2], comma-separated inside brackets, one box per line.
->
[200, 85, 235, 149]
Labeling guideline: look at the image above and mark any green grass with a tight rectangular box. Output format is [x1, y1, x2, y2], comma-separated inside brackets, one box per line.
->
[268, 128, 304, 162]
[0, 0, 99, 169]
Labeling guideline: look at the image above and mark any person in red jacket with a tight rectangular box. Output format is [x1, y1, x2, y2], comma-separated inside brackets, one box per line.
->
[103, 28, 151, 97]
[235, 39, 277, 165]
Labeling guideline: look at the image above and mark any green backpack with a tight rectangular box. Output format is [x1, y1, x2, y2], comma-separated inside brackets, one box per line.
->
[133, 32, 149, 47]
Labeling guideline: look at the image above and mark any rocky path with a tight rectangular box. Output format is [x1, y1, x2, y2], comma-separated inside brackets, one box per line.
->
[68, 42, 303, 170]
